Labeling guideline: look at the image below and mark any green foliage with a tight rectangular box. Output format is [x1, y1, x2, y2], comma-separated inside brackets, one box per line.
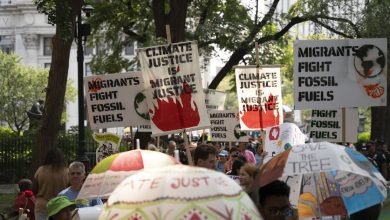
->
[358, 131, 370, 142]
[33, 0, 56, 25]
[0, 127, 16, 137]
[33, 0, 74, 41]
[217, 74, 238, 110]
[0, 51, 76, 134]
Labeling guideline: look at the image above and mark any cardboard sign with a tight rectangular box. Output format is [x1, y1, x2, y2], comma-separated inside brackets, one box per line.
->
[263, 123, 306, 163]
[93, 133, 122, 163]
[235, 65, 283, 130]
[209, 110, 249, 142]
[84, 72, 150, 129]
[294, 38, 387, 109]
[309, 108, 358, 143]
[204, 89, 226, 110]
[138, 41, 210, 135]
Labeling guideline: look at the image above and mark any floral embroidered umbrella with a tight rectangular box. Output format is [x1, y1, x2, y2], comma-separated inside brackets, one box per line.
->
[259, 142, 387, 218]
[77, 149, 179, 200]
[99, 165, 262, 220]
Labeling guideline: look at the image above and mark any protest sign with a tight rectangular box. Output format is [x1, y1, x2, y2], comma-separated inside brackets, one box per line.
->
[309, 108, 358, 143]
[209, 110, 249, 142]
[263, 123, 306, 163]
[235, 65, 283, 130]
[294, 38, 387, 109]
[204, 89, 226, 110]
[84, 71, 150, 129]
[93, 132, 122, 163]
[138, 41, 210, 135]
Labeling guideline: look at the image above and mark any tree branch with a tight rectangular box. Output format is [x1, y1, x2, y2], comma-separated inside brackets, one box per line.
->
[208, 14, 358, 89]
[310, 15, 361, 38]
[198, 0, 213, 27]
[311, 18, 354, 38]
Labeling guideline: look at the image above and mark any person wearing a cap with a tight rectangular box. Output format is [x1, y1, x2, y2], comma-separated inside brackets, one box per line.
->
[216, 150, 228, 172]
[47, 196, 75, 220]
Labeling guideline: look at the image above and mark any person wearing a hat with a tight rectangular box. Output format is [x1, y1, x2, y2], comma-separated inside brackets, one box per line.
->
[216, 150, 228, 172]
[47, 196, 76, 220]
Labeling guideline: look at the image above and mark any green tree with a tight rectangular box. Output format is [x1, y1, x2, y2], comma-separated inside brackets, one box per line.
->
[0, 51, 76, 135]
[86, 0, 359, 82]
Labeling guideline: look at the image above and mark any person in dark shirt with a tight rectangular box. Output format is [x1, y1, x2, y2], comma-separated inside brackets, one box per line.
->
[368, 140, 388, 179]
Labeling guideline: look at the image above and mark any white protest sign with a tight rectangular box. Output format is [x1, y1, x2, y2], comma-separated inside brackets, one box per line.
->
[294, 38, 387, 109]
[263, 123, 306, 163]
[235, 65, 283, 130]
[138, 41, 210, 135]
[209, 110, 249, 142]
[309, 108, 358, 143]
[93, 133, 122, 163]
[84, 72, 150, 129]
[204, 89, 226, 110]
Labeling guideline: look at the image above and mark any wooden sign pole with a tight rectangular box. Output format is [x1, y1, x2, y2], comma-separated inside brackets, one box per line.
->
[165, 24, 193, 165]
[342, 108, 346, 144]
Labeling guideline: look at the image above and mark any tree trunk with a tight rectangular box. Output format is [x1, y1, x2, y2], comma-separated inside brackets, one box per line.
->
[31, 0, 81, 176]
[152, 0, 188, 43]
[371, 106, 386, 141]
[31, 37, 73, 174]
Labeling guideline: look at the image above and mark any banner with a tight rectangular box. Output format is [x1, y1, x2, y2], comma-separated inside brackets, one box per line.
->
[263, 123, 306, 163]
[209, 110, 249, 142]
[309, 108, 358, 143]
[294, 38, 387, 109]
[204, 89, 226, 110]
[93, 133, 122, 163]
[235, 65, 283, 130]
[84, 72, 150, 129]
[138, 41, 210, 135]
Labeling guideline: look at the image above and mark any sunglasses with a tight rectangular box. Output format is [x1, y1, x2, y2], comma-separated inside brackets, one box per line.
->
[70, 172, 82, 176]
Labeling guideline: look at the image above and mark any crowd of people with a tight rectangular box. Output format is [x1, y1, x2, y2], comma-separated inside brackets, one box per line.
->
[7, 136, 388, 220]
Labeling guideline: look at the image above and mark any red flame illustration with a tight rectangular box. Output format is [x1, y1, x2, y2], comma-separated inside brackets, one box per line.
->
[239, 94, 279, 129]
[363, 83, 384, 98]
[149, 82, 200, 131]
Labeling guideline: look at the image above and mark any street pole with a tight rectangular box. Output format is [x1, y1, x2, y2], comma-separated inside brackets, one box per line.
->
[76, 8, 89, 170]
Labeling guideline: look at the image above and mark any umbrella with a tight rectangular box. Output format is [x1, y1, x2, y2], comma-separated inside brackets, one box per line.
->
[99, 165, 262, 220]
[77, 149, 180, 200]
[259, 142, 387, 218]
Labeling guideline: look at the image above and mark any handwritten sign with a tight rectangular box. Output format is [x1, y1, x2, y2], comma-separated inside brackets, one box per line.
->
[138, 41, 210, 135]
[294, 38, 387, 109]
[263, 123, 306, 163]
[93, 133, 122, 163]
[235, 65, 283, 130]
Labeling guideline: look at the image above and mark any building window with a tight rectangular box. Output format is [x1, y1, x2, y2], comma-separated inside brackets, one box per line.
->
[85, 63, 92, 76]
[96, 45, 106, 55]
[43, 37, 52, 56]
[44, 63, 51, 69]
[0, 35, 14, 53]
[84, 45, 93, 56]
[124, 41, 134, 55]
